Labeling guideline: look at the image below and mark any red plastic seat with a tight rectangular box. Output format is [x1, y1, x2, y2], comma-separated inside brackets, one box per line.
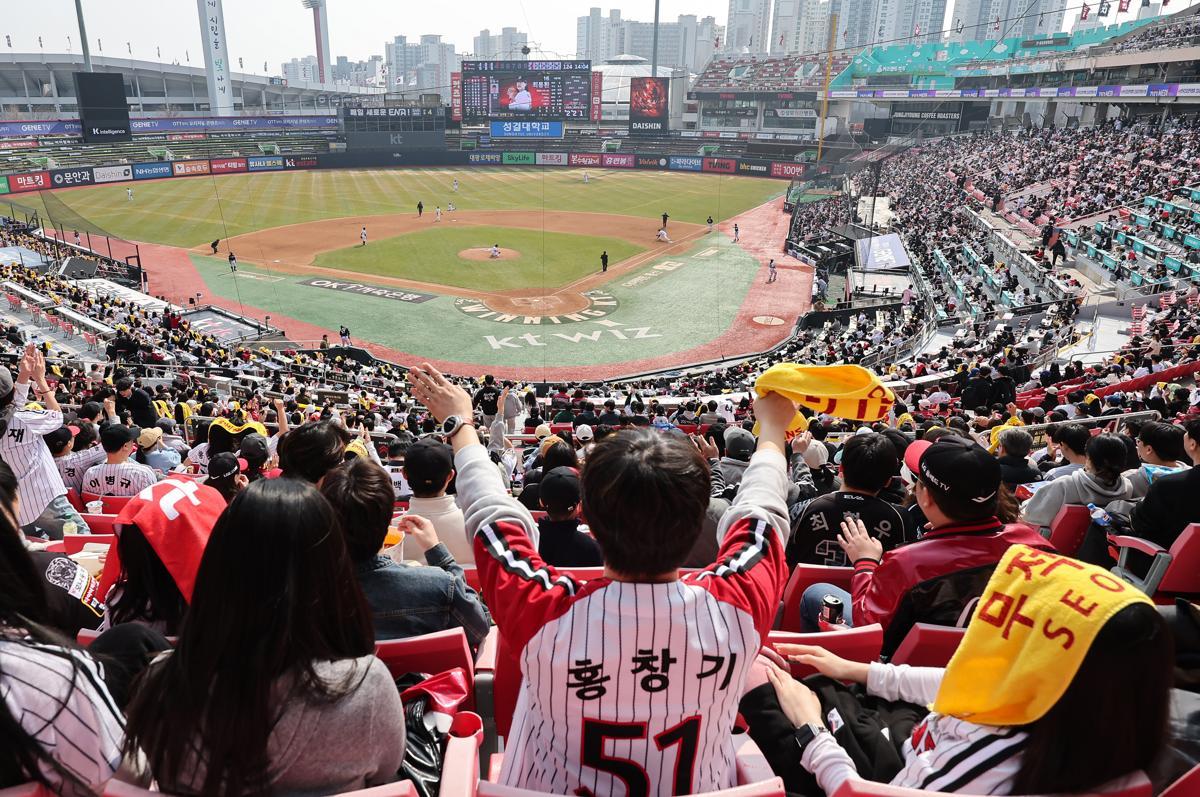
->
[767, 625, 884, 677]
[375, 628, 476, 708]
[81, 493, 134, 513]
[889, 623, 965, 667]
[66, 487, 84, 512]
[831, 771, 1151, 796]
[1047, 504, 1091, 555]
[1162, 763, 1200, 797]
[778, 564, 854, 632]
[549, 423, 572, 434]
[81, 514, 119, 535]
[1111, 524, 1200, 600]
[0, 784, 48, 796]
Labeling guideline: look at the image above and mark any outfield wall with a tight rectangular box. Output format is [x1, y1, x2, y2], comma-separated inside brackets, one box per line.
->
[0, 150, 811, 196]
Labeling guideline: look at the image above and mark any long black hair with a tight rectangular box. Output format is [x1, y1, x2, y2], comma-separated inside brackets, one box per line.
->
[0, 461, 95, 794]
[1012, 602, 1172, 794]
[107, 523, 188, 635]
[123, 478, 374, 797]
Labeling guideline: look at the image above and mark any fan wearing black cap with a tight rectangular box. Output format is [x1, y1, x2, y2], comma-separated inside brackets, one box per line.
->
[535, 467, 602, 567]
[800, 436, 1051, 655]
[401, 438, 470, 566]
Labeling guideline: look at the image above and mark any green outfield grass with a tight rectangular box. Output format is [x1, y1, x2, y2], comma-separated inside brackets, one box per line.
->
[311, 225, 641, 292]
[14, 168, 784, 248]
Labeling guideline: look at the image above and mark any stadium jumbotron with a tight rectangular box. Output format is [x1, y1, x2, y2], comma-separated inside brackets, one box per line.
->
[2, 0, 1200, 795]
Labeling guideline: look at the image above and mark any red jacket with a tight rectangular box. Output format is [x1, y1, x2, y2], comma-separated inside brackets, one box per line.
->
[851, 517, 1054, 654]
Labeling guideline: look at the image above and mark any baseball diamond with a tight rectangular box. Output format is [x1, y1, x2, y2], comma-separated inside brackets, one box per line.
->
[24, 167, 814, 379]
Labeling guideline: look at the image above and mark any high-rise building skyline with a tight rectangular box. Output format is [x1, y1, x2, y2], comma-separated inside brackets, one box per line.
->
[473, 27, 529, 59]
[953, 0, 1068, 41]
[726, 0, 772, 52]
[384, 33, 460, 95]
[281, 55, 320, 83]
[576, 8, 723, 72]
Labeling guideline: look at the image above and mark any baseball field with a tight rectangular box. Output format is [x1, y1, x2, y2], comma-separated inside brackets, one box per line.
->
[22, 167, 815, 379]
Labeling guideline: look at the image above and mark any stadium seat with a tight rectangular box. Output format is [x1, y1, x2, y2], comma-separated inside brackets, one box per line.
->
[66, 487, 84, 511]
[1047, 504, 1091, 556]
[888, 623, 965, 667]
[830, 771, 1152, 796]
[766, 625, 884, 677]
[375, 627, 475, 683]
[81, 514, 119, 534]
[1162, 763, 1200, 797]
[81, 494, 134, 513]
[778, 564, 854, 632]
[549, 423, 572, 434]
[1110, 524, 1200, 599]
[0, 784, 47, 797]
[102, 773, 431, 796]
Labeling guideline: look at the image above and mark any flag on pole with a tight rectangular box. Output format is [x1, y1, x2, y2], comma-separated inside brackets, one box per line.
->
[780, 32, 786, 45]
[956, 18, 965, 34]
[914, 23, 922, 35]
[1080, 3, 1091, 19]
[1118, 0, 1131, 10]
[993, 15, 1001, 30]
[1098, 1, 1111, 16]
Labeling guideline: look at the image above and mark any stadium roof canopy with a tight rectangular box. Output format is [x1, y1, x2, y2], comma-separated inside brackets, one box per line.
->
[0, 53, 380, 116]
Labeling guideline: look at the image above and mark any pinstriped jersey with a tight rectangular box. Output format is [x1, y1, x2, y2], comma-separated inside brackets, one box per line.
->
[457, 443, 791, 797]
[0, 382, 68, 525]
[82, 461, 157, 497]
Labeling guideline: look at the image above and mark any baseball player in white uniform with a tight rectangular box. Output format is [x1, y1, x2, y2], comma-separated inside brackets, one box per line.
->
[0, 345, 91, 538]
[361, 226, 368, 246]
[407, 364, 794, 797]
[435, 206, 442, 222]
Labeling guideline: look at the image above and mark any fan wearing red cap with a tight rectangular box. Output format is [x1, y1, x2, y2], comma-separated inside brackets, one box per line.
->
[800, 435, 1052, 656]
[100, 478, 226, 636]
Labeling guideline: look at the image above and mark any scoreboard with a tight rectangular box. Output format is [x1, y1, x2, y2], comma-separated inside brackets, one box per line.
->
[342, 106, 446, 150]
[457, 60, 600, 122]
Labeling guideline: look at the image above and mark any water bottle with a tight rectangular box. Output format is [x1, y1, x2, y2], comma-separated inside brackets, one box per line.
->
[1087, 503, 1111, 527]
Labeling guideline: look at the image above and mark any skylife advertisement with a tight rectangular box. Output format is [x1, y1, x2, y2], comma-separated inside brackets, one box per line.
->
[628, 76, 670, 135]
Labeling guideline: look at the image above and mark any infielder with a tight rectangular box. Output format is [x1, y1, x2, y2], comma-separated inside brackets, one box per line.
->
[360, 226, 368, 246]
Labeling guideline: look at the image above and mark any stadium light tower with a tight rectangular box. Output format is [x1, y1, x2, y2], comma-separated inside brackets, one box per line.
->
[301, 0, 332, 84]
[74, 0, 93, 71]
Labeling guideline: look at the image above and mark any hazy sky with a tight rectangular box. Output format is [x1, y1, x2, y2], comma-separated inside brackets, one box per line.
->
[10, 0, 732, 73]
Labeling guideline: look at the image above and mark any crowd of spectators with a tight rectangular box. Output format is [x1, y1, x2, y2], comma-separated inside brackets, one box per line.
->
[1113, 14, 1200, 53]
[911, 117, 1200, 224]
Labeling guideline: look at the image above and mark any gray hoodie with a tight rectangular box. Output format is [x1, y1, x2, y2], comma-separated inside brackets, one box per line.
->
[1022, 467, 1134, 528]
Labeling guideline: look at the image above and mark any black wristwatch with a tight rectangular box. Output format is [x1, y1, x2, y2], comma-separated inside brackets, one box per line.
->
[793, 723, 829, 755]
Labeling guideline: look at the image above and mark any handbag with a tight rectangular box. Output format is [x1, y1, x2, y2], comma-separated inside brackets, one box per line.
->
[393, 667, 471, 797]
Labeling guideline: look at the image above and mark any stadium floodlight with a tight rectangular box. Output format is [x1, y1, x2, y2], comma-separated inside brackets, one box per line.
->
[300, 0, 332, 85]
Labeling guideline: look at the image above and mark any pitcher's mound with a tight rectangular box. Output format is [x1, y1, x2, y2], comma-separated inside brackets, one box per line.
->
[459, 247, 520, 262]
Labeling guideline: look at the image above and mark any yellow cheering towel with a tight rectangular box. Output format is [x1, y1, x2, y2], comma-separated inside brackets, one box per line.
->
[931, 545, 1151, 726]
[754, 363, 895, 434]
[208, 416, 268, 437]
[987, 415, 1024, 453]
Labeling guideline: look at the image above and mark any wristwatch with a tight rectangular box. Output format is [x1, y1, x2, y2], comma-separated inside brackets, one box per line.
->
[440, 415, 467, 439]
[792, 723, 829, 755]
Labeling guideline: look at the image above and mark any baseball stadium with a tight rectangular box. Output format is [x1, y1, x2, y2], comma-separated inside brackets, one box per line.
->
[6, 0, 1200, 794]
[8, 164, 807, 380]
